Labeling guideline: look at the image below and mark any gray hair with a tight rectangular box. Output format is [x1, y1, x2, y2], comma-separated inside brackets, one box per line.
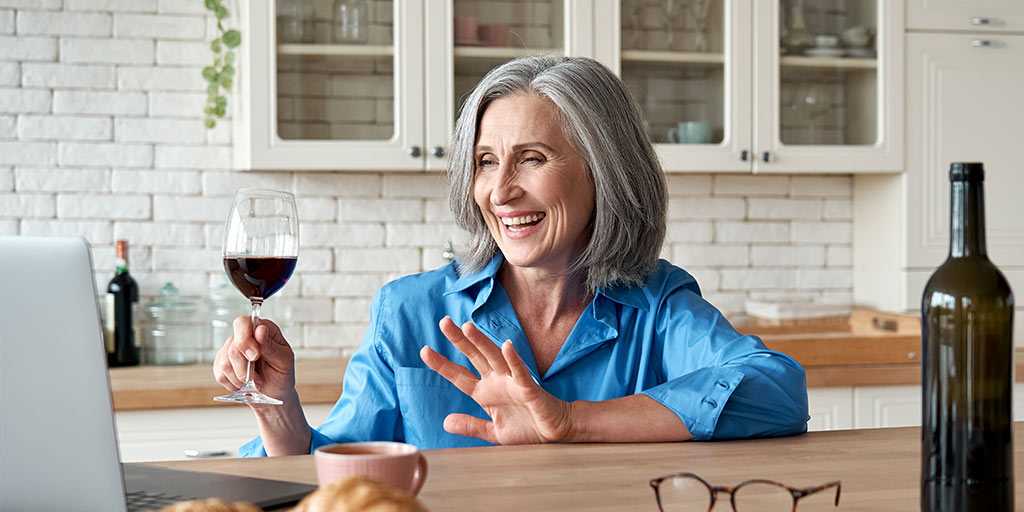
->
[447, 55, 667, 293]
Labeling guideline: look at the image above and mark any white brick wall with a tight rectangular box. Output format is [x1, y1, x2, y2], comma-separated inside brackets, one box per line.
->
[0, 2, 856, 356]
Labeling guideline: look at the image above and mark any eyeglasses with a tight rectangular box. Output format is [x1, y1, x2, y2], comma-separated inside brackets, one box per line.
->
[650, 473, 841, 512]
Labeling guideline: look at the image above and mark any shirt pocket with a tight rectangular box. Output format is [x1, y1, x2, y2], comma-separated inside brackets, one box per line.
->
[394, 366, 491, 448]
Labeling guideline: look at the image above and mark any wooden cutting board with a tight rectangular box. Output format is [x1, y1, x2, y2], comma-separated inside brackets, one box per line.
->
[737, 309, 922, 367]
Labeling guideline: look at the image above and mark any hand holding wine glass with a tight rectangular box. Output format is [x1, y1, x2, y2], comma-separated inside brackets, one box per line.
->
[214, 188, 299, 405]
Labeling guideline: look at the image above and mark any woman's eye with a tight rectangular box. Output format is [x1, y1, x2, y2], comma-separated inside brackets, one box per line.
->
[522, 156, 543, 164]
[477, 158, 496, 168]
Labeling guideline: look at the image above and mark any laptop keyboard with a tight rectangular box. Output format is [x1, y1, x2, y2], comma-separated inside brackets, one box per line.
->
[126, 490, 195, 511]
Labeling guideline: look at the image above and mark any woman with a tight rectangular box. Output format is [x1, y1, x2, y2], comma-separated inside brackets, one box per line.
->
[215, 55, 808, 456]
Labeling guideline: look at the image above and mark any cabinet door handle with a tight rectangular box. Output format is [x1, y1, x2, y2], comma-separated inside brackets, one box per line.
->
[760, 151, 773, 163]
[738, 149, 749, 162]
[432, 146, 446, 158]
[184, 449, 228, 458]
[408, 145, 422, 157]
[970, 17, 992, 25]
[970, 39, 994, 47]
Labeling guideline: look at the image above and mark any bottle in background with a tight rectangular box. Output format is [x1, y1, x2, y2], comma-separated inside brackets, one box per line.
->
[106, 240, 140, 367]
[921, 162, 1014, 511]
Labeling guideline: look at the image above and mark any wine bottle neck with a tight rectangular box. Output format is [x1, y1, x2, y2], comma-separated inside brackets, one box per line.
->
[949, 180, 987, 258]
[115, 257, 128, 273]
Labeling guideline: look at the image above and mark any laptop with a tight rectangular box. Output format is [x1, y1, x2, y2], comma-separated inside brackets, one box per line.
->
[0, 236, 317, 511]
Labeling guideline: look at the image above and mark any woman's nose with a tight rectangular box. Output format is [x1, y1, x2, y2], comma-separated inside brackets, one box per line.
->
[489, 162, 522, 205]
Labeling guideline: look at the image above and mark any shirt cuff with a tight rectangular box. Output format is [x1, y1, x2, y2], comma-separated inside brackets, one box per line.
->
[641, 367, 745, 441]
[238, 426, 335, 457]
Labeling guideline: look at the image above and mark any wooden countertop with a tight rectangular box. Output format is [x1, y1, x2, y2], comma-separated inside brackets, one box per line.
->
[145, 423, 1024, 511]
[109, 358, 346, 411]
[108, 349, 1024, 410]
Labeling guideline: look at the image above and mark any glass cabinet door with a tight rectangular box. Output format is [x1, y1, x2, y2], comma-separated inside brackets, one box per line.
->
[424, 1, 571, 170]
[238, 0, 424, 170]
[599, 0, 753, 172]
[755, 0, 902, 172]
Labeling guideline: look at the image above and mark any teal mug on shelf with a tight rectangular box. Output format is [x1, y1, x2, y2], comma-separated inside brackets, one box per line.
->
[667, 121, 711, 144]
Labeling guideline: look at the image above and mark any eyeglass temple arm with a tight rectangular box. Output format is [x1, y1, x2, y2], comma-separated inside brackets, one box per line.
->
[792, 481, 842, 506]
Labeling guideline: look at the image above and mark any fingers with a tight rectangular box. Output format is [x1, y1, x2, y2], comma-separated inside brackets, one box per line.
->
[439, 317, 492, 375]
[420, 346, 478, 396]
[461, 322, 511, 376]
[443, 413, 497, 445]
[501, 340, 533, 386]
[231, 315, 260, 361]
[214, 337, 244, 391]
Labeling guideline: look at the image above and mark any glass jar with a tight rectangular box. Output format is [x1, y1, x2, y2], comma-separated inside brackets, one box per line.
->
[332, 0, 370, 44]
[205, 276, 249, 364]
[141, 283, 203, 365]
[278, 0, 317, 44]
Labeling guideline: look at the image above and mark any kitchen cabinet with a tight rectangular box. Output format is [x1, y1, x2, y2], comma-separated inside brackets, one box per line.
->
[594, 0, 903, 172]
[907, 0, 1024, 32]
[116, 404, 334, 462]
[236, 0, 902, 173]
[807, 383, 1024, 431]
[853, 29, 1024, 345]
[235, 0, 586, 171]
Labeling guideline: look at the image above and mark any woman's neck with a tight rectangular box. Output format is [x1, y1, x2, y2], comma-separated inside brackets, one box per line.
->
[497, 262, 593, 328]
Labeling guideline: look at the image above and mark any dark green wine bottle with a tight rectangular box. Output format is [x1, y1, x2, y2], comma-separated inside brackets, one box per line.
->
[921, 162, 1014, 511]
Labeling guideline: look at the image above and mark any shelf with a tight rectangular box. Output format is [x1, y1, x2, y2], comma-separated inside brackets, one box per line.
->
[276, 43, 394, 57]
[453, 46, 561, 59]
[780, 56, 877, 70]
[620, 50, 725, 66]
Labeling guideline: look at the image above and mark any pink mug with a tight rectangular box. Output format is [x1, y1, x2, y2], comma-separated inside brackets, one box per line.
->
[313, 442, 428, 495]
[478, 24, 509, 47]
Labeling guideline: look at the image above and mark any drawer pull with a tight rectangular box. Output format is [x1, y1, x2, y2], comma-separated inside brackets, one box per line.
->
[184, 449, 228, 458]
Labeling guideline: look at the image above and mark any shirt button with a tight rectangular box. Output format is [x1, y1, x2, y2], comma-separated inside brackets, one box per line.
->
[716, 381, 729, 390]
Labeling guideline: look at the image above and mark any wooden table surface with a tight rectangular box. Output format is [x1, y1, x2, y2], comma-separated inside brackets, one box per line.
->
[145, 423, 1024, 511]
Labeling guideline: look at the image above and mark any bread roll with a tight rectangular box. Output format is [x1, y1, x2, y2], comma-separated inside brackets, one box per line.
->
[152, 497, 263, 512]
[294, 476, 428, 512]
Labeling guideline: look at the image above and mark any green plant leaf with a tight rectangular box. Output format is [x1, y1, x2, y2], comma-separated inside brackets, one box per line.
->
[211, 39, 222, 52]
[223, 29, 241, 48]
[207, 84, 219, 95]
[201, 66, 217, 81]
[204, 106, 214, 115]
[204, 0, 217, 10]
[221, 78, 233, 90]
[216, 95, 227, 107]
[222, 64, 235, 78]
[215, 6, 228, 19]
[214, 105, 226, 117]
[225, 52, 235, 64]
[205, 118, 216, 129]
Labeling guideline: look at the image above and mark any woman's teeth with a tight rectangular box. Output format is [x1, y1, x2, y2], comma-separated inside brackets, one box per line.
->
[501, 213, 545, 232]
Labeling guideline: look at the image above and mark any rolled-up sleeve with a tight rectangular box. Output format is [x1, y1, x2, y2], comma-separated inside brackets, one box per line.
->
[240, 288, 402, 457]
[641, 288, 809, 441]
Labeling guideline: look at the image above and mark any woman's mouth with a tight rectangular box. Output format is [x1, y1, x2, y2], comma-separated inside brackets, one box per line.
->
[501, 212, 545, 233]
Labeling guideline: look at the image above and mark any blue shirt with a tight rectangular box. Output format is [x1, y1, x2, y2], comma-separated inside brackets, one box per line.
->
[240, 255, 808, 456]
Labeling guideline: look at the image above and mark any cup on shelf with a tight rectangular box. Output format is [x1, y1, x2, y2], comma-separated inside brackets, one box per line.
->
[479, 24, 509, 47]
[814, 34, 840, 48]
[667, 121, 711, 144]
[453, 16, 480, 45]
[314, 442, 428, 495]
[841, 26, 875, 48]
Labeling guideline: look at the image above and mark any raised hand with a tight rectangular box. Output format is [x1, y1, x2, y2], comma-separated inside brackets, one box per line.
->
[419, 316, 574, 445]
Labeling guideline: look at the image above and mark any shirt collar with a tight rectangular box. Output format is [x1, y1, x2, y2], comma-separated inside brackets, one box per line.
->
[446, 252, 650, 312]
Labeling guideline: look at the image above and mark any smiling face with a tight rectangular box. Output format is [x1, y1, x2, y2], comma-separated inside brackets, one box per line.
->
[472, 93, 596, 274]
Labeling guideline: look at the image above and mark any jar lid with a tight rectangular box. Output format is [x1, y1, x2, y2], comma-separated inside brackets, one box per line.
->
[949, 162, 984, 182]
[145, 282, 197, 321]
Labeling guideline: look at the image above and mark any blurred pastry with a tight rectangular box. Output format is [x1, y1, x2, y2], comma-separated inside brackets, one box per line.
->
[295, 476, 428, 512]
[152, 498, 263, 512]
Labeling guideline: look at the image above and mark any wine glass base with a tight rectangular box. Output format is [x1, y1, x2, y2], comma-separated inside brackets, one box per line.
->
[214, 389, 283, 405]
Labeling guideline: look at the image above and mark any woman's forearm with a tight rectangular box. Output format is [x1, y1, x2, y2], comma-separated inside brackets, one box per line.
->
[565, 394, 693, 443]
[250, 389, 313, 456]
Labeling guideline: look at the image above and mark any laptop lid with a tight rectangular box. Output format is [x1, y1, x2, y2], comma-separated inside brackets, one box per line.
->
[0, 236, 128, 511]
[0, 237, 316, 511]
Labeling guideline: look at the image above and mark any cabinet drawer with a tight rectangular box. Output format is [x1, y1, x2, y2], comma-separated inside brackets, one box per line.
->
[907, 0, 1024, 32]
[116, 404, 334, 462]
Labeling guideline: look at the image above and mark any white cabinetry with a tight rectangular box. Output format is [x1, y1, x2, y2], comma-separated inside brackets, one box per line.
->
[854, 21, 1024, 345]
[908, 0, 1024, 32]
[236, 0, 903, 173]
[116, 404, 333, 462]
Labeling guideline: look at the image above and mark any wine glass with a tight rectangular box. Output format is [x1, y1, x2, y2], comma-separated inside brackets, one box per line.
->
[214, 188, 299, 405]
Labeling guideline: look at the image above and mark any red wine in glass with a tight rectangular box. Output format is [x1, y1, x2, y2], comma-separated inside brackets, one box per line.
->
[215, 188, 299, 406]
[223, 256, 297, 302]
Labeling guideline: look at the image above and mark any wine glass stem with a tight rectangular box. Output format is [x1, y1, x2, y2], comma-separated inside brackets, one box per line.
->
[246, 299, 262, 387]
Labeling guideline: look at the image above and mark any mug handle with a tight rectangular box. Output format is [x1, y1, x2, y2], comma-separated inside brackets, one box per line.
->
[667, 127, 678, 143]
[409, 453, 429, 495]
